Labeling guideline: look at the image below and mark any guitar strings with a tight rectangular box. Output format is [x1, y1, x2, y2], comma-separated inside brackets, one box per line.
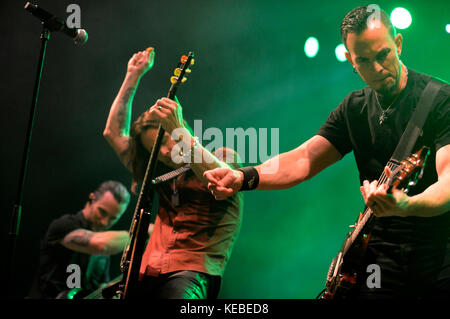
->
[343, 161, 397, 254]
[363, 160, 398, 216]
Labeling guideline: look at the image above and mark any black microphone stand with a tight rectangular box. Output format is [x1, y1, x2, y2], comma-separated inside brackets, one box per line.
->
[6, 23, 51, 298]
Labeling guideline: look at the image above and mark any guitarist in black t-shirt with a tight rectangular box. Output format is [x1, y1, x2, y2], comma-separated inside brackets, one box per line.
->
[204, 6, 450, 299]
[28, 181, 130, 299]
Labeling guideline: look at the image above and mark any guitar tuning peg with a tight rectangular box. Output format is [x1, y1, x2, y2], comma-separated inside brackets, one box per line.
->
[190, 58, 195, 65]
[185, 68, 192, 73]
[181, 55, 188, 63]
[181, 77, 187, 83]
[174, 68, 181, 76]
[170, 76, 178, 84]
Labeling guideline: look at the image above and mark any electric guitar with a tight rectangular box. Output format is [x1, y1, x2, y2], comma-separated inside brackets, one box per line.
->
[320, 146, 430, 299]
[56, 274, 122, 299]
[114, 52, 195, 299]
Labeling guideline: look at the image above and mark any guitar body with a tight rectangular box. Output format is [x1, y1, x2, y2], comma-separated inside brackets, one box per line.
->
[321, 146, 430, 299]
[323, 228, 371, 299]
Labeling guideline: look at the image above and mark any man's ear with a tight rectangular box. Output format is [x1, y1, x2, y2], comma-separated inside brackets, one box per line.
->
[345, 51, 355, 68]
[395, 33, 403, 56]
[345, 51, 354, 67]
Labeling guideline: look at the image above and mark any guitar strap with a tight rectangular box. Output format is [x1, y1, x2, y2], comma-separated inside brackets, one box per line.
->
[391, 78, 445, 162]
[320, 78, 446, 300]
[152, 164, 191, 185]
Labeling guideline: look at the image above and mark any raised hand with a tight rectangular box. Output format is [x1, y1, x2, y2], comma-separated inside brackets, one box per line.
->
[146, 97, 184, 134]
[127, 47, 155, 78]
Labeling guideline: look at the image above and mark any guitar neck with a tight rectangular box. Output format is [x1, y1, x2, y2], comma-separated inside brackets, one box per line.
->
[118, 52, 195, 299]
[119, 79, 176, 272]
[342, 159, 400, 256]
[132, 69, 181, 208]
[83, 274, 123, 299]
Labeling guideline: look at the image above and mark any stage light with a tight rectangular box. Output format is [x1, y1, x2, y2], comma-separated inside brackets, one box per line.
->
[304, 37, 319, 58]
[335, 44, 347, 62]
[446, 24, 450, 33]
[391, 8, 412, 29]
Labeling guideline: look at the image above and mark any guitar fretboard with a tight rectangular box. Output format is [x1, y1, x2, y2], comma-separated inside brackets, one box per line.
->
[343, 160, 400, 255]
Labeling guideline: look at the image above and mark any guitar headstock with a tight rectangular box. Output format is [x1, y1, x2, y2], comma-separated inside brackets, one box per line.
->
[388, 146, 430, 193]
[168, 52, 195, 99]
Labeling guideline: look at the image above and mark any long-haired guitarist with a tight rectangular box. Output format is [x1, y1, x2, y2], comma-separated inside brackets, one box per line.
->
[204, 5, 450, 299]
[104, 48, 243, 299]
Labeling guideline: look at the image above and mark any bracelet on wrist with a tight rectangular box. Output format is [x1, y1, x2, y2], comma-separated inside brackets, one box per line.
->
[178, 136, 199, 161]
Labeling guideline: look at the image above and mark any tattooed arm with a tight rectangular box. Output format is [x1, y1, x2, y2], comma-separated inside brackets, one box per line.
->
[103, 48, 155, 169]
[61, 229, 129, 255]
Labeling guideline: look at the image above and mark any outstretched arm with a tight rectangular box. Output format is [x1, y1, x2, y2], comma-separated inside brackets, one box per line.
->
[254, 135, 343, 189]
[147, 97, 239, 184]
[103, 48, 155, 169]
[204, 135, 343, 199]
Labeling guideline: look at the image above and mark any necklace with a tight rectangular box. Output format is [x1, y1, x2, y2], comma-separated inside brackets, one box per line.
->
[171, 178, 179, 206]
[375, 66, 408, 125]
[375, 93, 399, 125]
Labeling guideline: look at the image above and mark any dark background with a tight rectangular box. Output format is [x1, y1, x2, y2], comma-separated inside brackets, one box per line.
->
[1, 0, 449, 298]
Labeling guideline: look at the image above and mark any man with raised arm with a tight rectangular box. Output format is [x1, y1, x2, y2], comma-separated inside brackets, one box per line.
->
[103, 48, 243, 299]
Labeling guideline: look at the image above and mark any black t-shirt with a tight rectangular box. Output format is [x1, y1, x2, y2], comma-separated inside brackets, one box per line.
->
[317, 69, 450, 241]
[28, 211, 110, 299]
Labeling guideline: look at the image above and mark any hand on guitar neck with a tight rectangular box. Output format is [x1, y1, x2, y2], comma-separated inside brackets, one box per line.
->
[360, 166, 410, 218]
[321, 146, 430, 299]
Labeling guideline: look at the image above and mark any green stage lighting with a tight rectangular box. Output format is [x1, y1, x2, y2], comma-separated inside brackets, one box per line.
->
[335, 44, 347, 62]
[391, 7, 412, 29]
[304, 37, 319, 58]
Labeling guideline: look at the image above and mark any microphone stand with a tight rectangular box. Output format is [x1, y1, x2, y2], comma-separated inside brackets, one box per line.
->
[6, 24, 50, 298]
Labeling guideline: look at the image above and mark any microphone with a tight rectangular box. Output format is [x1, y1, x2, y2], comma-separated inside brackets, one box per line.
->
[24, 2, 88, 46]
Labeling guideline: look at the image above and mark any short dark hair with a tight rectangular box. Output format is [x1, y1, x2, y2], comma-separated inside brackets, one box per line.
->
[93, 180, 130, 205]
[341, 5, 396, 47]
